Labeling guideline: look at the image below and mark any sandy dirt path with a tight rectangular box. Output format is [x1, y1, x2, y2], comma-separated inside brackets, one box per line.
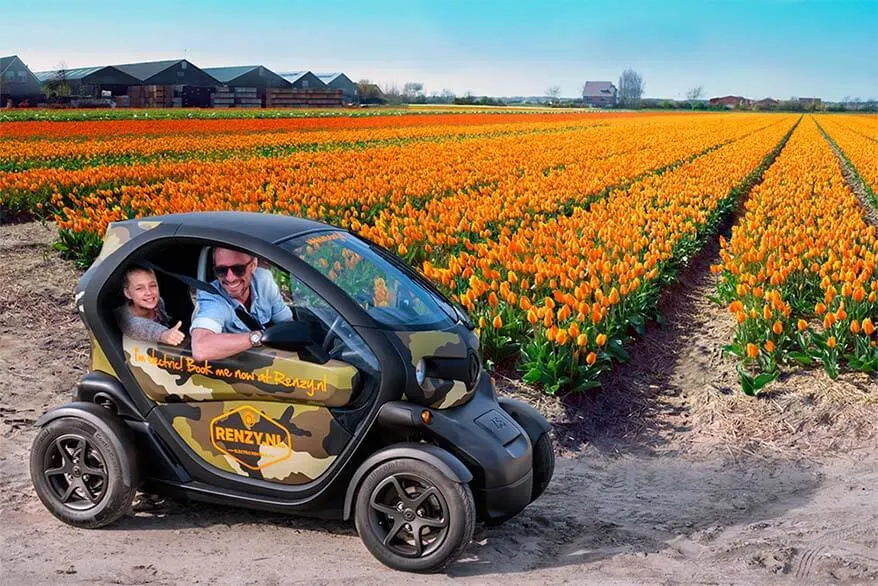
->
[2, 221, 877, 585]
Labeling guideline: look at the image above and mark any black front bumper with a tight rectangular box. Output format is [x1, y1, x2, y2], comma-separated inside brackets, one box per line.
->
[479, 469, 533, 520]
[380, 374, 535, 521]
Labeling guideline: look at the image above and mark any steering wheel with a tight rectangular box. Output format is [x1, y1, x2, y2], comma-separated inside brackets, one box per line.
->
[396, 287, 420, 316]
[322, 315, 343, 354]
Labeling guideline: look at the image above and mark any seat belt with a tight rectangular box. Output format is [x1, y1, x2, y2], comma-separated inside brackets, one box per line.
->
[142, 262, 266, 331]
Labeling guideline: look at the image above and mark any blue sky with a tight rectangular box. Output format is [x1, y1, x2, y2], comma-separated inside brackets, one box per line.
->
[3, 0, 876, 100]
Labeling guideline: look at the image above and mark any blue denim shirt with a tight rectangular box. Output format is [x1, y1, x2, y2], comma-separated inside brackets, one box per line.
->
[190, 267, 293, 334]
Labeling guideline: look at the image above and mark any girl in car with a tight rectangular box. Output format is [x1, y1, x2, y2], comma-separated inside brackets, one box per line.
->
[114, 265, 185, 346]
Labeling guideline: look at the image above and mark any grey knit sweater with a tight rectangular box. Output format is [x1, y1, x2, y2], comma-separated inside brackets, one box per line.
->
[114, 298, 173, 343]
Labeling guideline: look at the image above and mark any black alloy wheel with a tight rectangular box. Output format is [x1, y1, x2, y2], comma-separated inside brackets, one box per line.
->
[43, 434, 108, 510]
[355, 459, 475, 573]
[30, 417, 136, 528]
[368, 472, 450, 558]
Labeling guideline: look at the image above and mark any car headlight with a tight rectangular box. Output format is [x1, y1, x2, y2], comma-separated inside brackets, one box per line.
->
[415, 358, 426, 386]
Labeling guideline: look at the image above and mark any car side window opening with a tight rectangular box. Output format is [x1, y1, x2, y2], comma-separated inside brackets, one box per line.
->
[111, 243, 379, 406]
[277, 265, 380, 378]
[195, 243, 379, 381]
[282, 231, 456, 329]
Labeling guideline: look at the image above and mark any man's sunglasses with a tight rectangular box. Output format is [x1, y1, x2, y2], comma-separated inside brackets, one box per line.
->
[213, 261, 252, 278]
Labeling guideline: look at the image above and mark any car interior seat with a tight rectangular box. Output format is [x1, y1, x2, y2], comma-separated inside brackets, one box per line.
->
[196, 245, 213, 283]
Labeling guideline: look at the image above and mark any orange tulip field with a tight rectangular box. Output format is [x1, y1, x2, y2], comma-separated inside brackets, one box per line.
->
[2, 111, 876, 393]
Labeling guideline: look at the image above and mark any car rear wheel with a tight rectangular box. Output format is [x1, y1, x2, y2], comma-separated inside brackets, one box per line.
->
[354, 458, 475, 573]
[30, 417, 136, 528]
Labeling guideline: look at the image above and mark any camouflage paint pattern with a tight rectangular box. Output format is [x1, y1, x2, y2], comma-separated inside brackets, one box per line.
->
[432, 380, 474, 409]
[160, 399, 350, 485]
[89, 332, 117, 378]
[92, 220, 162, 268]
[122, 336, 357, 407]
[395, 328, 480, 409]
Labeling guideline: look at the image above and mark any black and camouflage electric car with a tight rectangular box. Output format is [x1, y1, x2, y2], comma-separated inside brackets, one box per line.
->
[29, 211, 554, 573]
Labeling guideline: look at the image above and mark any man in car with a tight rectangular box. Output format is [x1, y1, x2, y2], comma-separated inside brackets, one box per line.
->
[190, 247, 293, 361]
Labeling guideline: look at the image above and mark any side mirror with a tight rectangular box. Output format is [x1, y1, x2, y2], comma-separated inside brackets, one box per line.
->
[260, 321, 330, 364]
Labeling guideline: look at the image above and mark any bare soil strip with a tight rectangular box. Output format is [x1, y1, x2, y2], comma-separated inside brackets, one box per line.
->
[2, 220, 878, 584]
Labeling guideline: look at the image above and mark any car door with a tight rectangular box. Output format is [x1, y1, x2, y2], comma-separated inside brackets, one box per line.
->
[124, 257, 380, 486]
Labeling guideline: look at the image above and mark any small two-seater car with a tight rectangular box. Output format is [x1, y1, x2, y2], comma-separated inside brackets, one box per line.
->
[30, 211, 554, 573]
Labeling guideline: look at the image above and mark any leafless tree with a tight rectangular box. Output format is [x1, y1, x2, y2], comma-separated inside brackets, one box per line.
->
[685, 85, 704, 109]
[43, 61, 71, 102]
[403, 82, 425, 101]
[618, 69, 644, 108]
[377, 82, 404, 105]
[686, 85, 703, 100]
[545, 85, 561, 102]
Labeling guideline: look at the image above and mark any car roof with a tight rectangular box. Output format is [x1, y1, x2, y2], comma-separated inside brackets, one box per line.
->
[130, 211, 338, 244]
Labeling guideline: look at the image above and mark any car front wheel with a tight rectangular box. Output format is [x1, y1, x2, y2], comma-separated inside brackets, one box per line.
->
[30, 417, 136, 528]
[354, 458, 475, 573]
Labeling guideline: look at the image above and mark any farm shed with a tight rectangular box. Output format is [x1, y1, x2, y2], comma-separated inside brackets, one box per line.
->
[1, 55, 43, 105]
[709, 95, 751, 109]
[202, 65, 292, 108]
[202, 65, 291, 89]
[113, 59, 219, 107]
[34, 65, 140, 99]
[754, 98, 780, 110]
[316, 72, 358, 103]
[582, 81, 617, 107]
[114, 59, 218, 86]
[267, 71, 341, 108]
[796, 97, 823, 110]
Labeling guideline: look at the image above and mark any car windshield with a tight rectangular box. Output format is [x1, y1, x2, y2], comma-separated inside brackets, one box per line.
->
[282, 231, 456, 329]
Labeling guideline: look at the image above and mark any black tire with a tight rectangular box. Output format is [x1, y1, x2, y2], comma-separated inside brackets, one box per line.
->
[354, 458, 475, 573]
[531, 432, 555, 502]
[30, 417, 136, 528]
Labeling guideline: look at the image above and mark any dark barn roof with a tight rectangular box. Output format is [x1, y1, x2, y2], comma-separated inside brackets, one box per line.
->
[1, 55, 43, 97]
[114, 59, 181, 80]
[316, 72, 343, 83]
[202, 65, 259, 83]
[34, 65, 140, 85]
[278, 71, 327, 89]
[316, 72, 355, 88]
[113, 59, 219, 86]
[202, 65, 292, 89]
[0, 55, 41, 100]
[0, 55, 20, 72]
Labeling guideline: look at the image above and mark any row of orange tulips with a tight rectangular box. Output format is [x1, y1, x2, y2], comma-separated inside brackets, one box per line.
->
[419, 117, 797, 392]
[357, 114, 784, 264]
[47, 114, 775, 265]
[16, 110, 856, 394]
[2, 117, 601, 166]
[816, 115, 878, 206]
[3, 117, 606, 220]
[3, 113, 759, 201]
[1, 116, 625, 200]
[3, 111, 624, 140]
[711, 116, 878, 393]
